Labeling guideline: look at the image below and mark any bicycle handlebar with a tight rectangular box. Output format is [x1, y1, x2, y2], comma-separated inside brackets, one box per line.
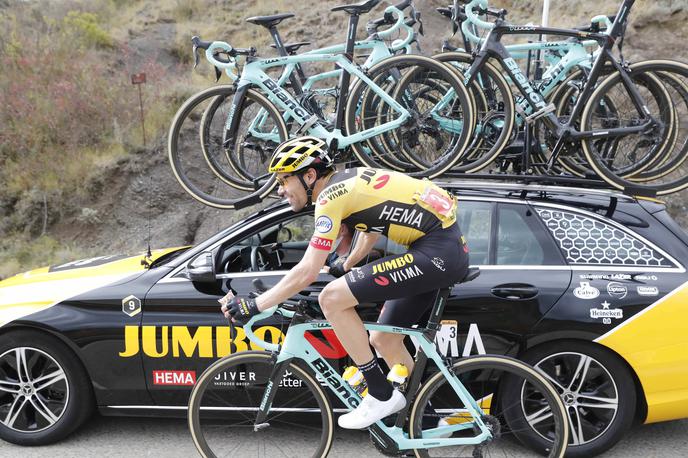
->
[229, 278, 319, 353]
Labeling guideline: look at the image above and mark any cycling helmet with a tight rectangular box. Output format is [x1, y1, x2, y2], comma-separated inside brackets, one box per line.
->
[268, 136, 333, 174]
[268, 136, 335, 206]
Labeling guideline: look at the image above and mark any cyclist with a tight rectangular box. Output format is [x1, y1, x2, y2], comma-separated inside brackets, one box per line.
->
[220, 136, 469, 429]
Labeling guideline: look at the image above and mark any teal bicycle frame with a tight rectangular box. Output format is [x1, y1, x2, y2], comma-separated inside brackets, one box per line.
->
[203, 4, 463, 154]
[242, 300, 494, 450]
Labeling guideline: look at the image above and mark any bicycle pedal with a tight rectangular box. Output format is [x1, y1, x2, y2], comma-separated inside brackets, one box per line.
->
[294, 115, 319, 135]
[253, 422, 270, 432]
[525, 103, 555, 124]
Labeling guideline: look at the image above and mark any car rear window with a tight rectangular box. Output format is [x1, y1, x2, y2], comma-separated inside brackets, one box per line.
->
[535, 207, 676, 267]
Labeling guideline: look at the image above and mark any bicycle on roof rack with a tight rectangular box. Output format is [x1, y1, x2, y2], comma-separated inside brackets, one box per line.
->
[434, 0, 688, 197]
[168, 0, 475, 210]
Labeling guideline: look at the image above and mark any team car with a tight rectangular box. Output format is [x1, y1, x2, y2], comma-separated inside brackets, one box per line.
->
[1, 179, 687, 456]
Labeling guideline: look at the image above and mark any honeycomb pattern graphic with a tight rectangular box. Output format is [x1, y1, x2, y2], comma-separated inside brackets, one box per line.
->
[535, 208, 673, 267]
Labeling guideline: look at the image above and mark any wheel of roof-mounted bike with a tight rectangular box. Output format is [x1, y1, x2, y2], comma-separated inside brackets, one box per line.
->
[581, 60, 688, 195]
[408, 355, 569, 458]
[345, 54, 476, 178]
[532, 63, 621, 177]
[201, 87, 292, 189]
[622, 61, 688, 184]
[188, 351, 334, 458]
[168, 85, 285, 209]
[434, 52, 515, 173]
[351, 63, 421, 171]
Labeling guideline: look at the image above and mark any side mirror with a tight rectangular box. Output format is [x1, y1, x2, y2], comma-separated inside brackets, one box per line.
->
[187, 251, 216, 283]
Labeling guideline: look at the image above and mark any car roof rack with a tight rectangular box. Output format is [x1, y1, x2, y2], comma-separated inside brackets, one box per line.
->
[437, 172, 657, 199]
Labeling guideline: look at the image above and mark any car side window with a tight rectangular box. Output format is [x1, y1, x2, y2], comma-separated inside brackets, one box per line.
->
[535, 207, 676, 267]
[457, 201, 492, 265]
[496, 204, 564, 265]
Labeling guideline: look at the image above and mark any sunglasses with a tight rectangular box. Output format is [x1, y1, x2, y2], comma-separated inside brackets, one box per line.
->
[276, 173, 297, 187]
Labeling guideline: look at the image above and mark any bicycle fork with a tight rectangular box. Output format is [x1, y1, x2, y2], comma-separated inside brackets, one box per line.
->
[253, 355, 294, 431]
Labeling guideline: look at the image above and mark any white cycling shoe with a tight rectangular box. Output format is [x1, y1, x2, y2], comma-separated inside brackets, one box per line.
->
[338, 389, 406, 429]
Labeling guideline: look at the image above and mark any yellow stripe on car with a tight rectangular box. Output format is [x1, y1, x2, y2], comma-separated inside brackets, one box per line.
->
[0, 248, 184, 328]
[595, 280, 688, 423]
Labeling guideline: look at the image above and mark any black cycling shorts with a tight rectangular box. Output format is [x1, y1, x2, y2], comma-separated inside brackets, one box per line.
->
[345, 223, 469, 328]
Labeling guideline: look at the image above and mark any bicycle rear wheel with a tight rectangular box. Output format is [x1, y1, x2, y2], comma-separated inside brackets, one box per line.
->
[409, 355, 568, 458]
[168, 86, 285, 209]
[346, 54, 475, 178]
[581, 60, 686, 195]
[188, 351, 334, 458]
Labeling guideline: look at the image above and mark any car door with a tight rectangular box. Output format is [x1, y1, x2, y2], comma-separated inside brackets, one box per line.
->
[442, 199, 572, 358]
[139, 210, 335, 406]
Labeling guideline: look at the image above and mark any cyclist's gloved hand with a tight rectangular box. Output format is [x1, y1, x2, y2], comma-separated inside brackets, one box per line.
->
[220, 295, 260, 326]
[328, 257, 349, 278]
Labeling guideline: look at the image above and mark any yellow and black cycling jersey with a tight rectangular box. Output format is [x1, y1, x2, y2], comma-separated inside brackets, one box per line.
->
[310, 168, 458, 251]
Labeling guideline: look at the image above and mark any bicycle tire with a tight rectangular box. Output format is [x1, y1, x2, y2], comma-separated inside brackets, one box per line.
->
[434, 52, 516, 173]
[188, 351, 334, 458]
[581, 60, 687, 195]
[168, 86, 286, 209]
[408, 355, 568, 458]
[345, 54, 475, 178]
[625, 65, 688, 183]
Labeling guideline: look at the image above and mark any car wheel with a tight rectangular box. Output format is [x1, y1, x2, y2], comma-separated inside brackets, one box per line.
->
[514, 340, 636, 457]
[0, 330, 94, 445]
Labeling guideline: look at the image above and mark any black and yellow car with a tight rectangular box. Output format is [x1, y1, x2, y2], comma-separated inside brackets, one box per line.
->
[1, 180, 687, 456]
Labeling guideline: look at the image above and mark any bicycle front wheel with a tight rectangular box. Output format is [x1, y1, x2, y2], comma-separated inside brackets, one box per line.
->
[188, 351, 334, 458]
[409, 355, 568, 458]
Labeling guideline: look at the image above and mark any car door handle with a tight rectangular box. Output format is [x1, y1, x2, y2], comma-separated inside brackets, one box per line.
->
[491, 284, 539, 300]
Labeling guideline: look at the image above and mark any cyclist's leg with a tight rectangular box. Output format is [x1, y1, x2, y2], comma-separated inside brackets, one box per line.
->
[371, 290, 438, 372]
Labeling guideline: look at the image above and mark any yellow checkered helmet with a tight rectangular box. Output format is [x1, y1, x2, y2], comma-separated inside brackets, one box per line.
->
[268, 136, 333, 174]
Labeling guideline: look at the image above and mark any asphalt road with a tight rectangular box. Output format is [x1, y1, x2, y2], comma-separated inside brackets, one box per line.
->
[0, 415, 686, 457]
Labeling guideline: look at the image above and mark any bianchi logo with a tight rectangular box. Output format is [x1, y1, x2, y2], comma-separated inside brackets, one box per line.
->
[573, 282, 600, 300]
[590, 301, 623, 323]
[606, 282, 627, 299]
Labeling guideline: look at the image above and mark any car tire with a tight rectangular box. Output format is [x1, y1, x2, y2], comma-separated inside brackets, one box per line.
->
[513, 340, 636, 457]
[0, 330, 94, 445]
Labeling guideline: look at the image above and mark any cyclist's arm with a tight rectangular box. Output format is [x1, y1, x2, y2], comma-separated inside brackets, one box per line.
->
[255, 243, 330, 311]
[343, 232, 381, 271]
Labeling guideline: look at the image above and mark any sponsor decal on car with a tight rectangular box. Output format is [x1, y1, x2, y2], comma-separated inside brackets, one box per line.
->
[573, 281, 600, 299]
[634, 274, 658, 281]
[315, 216, 333, 234]
[590, 301, 623, 324]
[637, 286, 659, 296]
[607, 282, 628, 299]
[152, 370, 196, 386]
[310, 236, 333, 251]
[119, 325, 285, 358]
[212, 369, 303, 388]
[580, 273, 632, 281]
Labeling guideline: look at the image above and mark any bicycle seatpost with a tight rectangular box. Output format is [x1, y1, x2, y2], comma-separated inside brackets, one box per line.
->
[267, 25, 306, 93]
[333, 12, 360, 130]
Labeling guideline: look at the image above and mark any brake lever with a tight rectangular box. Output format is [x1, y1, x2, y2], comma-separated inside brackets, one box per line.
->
[214, 66, 222, 82]
[193, 44, 200, 68]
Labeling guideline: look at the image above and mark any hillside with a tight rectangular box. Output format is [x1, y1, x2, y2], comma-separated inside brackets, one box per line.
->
[1, 0, 687, 278]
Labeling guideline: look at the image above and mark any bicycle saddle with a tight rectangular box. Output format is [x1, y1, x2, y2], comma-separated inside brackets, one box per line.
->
[269, 41, 311, 54]
[245, 13, 295, 28]
[331, 0, 380, 15]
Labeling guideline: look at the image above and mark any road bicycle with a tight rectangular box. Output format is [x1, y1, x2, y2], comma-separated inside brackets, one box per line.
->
[168, 0, 474, 209]
[437, 0, 687, 196]
[187, 270, 569, 457]
[198, 0, 424, 184]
